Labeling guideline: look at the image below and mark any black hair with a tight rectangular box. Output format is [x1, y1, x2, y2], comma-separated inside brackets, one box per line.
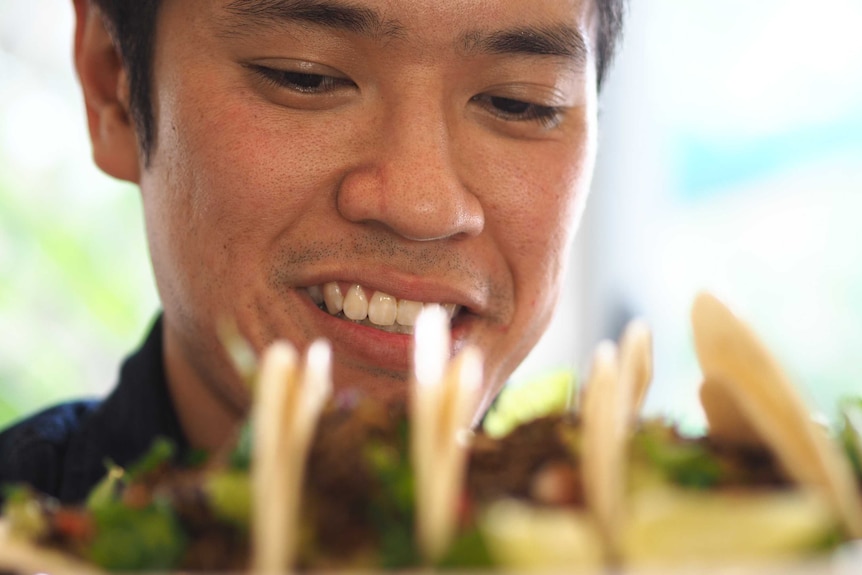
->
[594, 0, 627, 88]
[91, 0, 160, 163]
[90, 0, 627, 164]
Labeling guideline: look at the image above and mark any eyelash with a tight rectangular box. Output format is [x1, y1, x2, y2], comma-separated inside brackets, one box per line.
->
[249, 65, 562, 128]
[472, 95, 563, 128]
[249, 65, 356, 94]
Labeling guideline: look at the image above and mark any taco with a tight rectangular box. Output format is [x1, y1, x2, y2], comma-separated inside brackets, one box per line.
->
[617, 292, 857, 565]
[0, 307, 609, 572]
[460, 320, 655, 568]
[0, 338, 329, 573]
[5, 297, 857, 573]
[472, 338, 617, 569]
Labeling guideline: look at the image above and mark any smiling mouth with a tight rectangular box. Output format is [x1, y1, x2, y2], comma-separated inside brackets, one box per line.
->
[305, 282, 462, 335]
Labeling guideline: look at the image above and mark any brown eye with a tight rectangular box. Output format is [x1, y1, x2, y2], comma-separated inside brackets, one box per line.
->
[249, 65, 356, 94]
[281, 72, 326, 90]
[489, 96, 530, 115]
[471, 94, 563, 128]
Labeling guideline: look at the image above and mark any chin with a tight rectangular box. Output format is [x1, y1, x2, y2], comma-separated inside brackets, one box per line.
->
[330, 363, 411, 406]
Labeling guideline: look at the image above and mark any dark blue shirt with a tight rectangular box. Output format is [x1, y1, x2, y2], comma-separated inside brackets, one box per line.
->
[0, 316, 188, 505]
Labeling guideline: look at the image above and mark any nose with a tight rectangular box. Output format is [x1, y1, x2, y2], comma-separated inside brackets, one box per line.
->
[336, 100, 485, 242]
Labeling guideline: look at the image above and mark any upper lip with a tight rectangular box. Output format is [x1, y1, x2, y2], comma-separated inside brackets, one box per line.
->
[298, 268, 487, 315]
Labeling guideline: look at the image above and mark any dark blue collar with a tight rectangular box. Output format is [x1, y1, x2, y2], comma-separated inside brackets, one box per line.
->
[57, 314, 189, 502]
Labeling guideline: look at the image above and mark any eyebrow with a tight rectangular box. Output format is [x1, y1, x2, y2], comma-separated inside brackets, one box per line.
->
[223, 0, 404, 38]
[461, 24, 589, 64]
[221, 1, 586, 64]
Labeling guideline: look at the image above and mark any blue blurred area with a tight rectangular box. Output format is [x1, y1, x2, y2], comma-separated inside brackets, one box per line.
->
[589, 0, 862, 429]
[677, 113, 862, 199]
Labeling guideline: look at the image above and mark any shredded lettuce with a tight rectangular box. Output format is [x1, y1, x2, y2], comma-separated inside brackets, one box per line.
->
[437, 526, 494, 568]
[631, 421, 723, 489]
[228, 421, 253, 472]
[483, 370, 576, 438]
[126, 437, 176, 481]
[205, 469, 251, 530]
[365, 434, 419, 568]
[80, 439, 187, 569]
[839, 397, 862, 481]
[87, 497, 187, 570]
[86, 460, 126, 510]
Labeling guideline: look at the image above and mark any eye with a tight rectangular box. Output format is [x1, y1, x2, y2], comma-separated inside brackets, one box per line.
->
[249, 65, 356, 95]
[489, 97, 530, 115]
[471, 94, 563, 128]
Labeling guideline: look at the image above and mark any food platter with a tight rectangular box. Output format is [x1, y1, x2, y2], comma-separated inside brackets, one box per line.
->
[1, 294, 860, 574]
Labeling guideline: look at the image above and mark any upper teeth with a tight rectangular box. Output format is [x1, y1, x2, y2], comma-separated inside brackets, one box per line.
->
[307, 282, 458, 329]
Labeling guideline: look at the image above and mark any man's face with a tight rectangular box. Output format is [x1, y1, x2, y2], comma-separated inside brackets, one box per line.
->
[141, 0, 598, 413]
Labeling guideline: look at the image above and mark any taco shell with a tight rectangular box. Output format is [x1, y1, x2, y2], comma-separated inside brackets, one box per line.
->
[691, 291, 862, 538]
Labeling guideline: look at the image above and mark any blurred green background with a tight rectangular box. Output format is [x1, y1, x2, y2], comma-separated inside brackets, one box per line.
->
[0, 1, 159, 426]
[1, 0, 861, 430]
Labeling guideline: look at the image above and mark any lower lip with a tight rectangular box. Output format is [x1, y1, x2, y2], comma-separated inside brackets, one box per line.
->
[302, 296, 469, 371]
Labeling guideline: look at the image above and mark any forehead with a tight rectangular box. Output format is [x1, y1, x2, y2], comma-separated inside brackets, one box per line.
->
[160, 0, 597, 58]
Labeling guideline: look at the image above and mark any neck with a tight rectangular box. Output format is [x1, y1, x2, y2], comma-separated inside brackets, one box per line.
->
[162, 322, 248, 454]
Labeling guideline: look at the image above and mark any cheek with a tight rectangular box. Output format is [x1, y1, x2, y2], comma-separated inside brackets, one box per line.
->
[141, 79, 352, 324]
[149, 84, 353, 268]
[486, 136, 596, 291]
[176, 108, 317, 237]
[470, 134, 595, 395]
